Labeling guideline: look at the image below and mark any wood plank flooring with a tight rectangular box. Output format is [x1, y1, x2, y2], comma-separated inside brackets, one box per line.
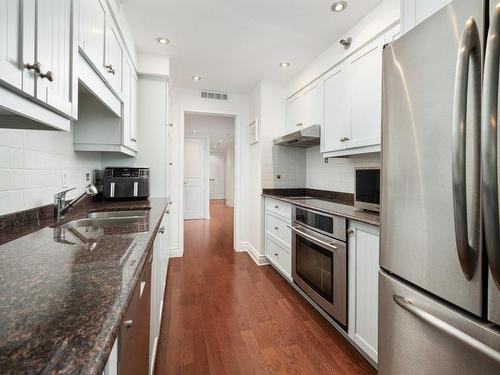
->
[154, 200, 376, 374]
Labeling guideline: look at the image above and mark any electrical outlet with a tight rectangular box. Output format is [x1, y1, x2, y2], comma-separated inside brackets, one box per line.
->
[85, 172, 91, 183]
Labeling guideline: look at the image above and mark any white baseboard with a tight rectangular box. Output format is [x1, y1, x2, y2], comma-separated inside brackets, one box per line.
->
[237, 241, 269, 266]
[169, 247, 183, 258]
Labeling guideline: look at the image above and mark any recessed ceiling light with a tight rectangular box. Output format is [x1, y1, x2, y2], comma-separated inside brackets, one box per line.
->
[331, 1, 347, 13]
[157, 37, 170, 45]
[192, 76, 202, 81]
[280, 62, 290, 68]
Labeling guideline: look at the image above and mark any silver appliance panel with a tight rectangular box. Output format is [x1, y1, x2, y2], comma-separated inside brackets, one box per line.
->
[381, 0, 484, 317]
[486, 0, 500, 327]
[379, 271, 500, 375]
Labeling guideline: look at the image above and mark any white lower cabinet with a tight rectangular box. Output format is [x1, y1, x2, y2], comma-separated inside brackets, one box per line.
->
[150, 212, 169, 374]
[348, 221, 380, 363]
[264, 198, 292, 280]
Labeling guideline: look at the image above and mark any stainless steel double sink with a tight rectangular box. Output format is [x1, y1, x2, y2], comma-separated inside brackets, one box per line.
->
[59, 209, 150, 229]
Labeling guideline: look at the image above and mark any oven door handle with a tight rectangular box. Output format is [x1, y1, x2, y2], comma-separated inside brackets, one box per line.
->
[288, 225, 338, 252]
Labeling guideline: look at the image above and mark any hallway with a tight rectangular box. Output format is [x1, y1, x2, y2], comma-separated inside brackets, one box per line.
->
[154, 200, 375, 374]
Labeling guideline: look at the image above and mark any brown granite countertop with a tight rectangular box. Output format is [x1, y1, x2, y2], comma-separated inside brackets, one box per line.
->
[262, 193, 380, 226]
[0, 198, 170, 374]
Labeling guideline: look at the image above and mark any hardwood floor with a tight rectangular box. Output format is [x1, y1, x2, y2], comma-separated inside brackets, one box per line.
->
[154, 200, 376, 374]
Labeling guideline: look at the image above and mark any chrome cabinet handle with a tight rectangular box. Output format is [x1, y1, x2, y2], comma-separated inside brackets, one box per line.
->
[296, 122, 303, 127]
[274, 253, 279, 257]
[274, 226, 279, 230]
[347, 228, 354, 235]
[24, 62, 41, 73]
[394, 295, 500, 364]
[287, 225, 338, 251]
[40, 70, 55, 82]
[452, 17, 481, 281]
[106, 64, 116, 75]
[124, 320, 133, 328]
[274, 205, 279, 209]
[482, 4, 500, 289]
[130, 138, 137, 143]
[159, 226, 166, 234]
[340, 137, 350, 142]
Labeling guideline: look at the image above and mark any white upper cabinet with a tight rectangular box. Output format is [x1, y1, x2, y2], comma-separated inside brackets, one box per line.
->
[347, 36, 383, 150]
[130, 70, 138, 147]
[286, 80, 323, 132]
[401, 0, 453, 35]
[322, 64, 349, 153]
[105, 23, 123, 95]
[36, 0, 78, 118]
[0, 0, 35, 96]
[79, 0, 107, 77]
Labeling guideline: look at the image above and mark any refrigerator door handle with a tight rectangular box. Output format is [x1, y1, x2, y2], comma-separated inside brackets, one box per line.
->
[482, 3, 500, 289]
[393, 295, 500, 364]
[452, 17, 482, 281]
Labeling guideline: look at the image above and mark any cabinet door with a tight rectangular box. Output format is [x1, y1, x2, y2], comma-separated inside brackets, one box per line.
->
[0, 0, 35, 95]
[105, 22, 123, 94]
[348, 222, 379, 363]
[347, 37, 383, 150]
[122, 58, 133, 149]
[301, 81, 323, 128]
[36, 0, 76, 117]
[322, 64, 350, 153]
[286, 94, 301, 131]
[130, 70, 138, 150]
[78, 0, 106, 77]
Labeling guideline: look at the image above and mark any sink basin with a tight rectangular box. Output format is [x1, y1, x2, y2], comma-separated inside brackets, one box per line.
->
[87, 210, 149, 219]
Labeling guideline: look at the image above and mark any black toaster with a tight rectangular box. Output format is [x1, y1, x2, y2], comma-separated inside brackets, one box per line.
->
[102, 167, 150, 200]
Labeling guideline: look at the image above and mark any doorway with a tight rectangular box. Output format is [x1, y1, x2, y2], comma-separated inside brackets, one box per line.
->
[182, 113, 236, 242]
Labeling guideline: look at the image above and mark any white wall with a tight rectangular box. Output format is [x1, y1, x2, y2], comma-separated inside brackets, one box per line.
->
[170, 87, 250, 256]
[225, 147, 234, 207]
[103, 76, 169, 198]
[0, 127, 101, 215]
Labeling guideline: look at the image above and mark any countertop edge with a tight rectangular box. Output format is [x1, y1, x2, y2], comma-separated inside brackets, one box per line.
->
[262, 193, 380, 227]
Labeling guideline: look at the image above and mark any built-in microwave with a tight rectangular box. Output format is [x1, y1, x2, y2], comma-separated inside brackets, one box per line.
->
[355, 168, 380, 212]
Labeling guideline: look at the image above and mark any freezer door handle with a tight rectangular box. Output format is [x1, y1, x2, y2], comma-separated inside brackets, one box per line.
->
[394, 295, 500, 365]
[452, 17, 481, 281]
[482, 3, 500, 289]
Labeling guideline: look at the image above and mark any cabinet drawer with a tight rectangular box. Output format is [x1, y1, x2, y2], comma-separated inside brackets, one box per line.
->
[265, 198, 292, 219]
[266, 236, 291, 278]
[265, 212, 291, 249]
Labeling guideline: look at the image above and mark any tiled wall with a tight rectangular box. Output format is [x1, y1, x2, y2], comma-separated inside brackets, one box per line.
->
[262, 144, 380, 193]
[306, 146, 380, 193]
[261, 142, 306, 189]
[0, 127, 102, 216]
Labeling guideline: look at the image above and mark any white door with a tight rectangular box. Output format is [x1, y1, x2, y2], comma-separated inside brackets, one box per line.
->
[0, 0, 35, 95]
[348, 36, 383, 150]
[322, 63, 350, 153]
[301, 81, 323, 128]
[105, 22, 123, 95]
[36, 0, 76, 118]
[209, 153, 225, 200]
[78, 0, 107, 77]
[184, 137, 207, 220]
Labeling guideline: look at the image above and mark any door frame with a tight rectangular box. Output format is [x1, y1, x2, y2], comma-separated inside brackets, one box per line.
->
[183, 135, 210, 220]
[179, 110, 240, 252]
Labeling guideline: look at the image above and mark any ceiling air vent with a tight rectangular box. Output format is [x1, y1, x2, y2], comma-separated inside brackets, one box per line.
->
[200, 91, 229, 101]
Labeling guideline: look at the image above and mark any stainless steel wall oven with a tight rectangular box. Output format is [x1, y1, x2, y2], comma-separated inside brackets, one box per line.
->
[289, 206, 347, 327]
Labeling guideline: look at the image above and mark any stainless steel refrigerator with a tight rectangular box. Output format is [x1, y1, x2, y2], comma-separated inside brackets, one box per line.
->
[380, 0, 500, 373]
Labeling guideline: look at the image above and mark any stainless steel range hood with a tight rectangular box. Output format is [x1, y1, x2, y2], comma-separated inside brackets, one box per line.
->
[273, 124, 320, 147]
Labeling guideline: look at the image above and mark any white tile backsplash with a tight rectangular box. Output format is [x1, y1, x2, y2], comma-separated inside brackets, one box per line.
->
[0, 126, 101, 216]
[261, 142, 306, 189]
[261, 144, 380, 193]
[306, 146, 380, 193]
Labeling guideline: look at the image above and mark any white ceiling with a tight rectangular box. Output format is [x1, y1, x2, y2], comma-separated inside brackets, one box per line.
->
[184, 113, 235, 152]
[121, 0, 384, 93]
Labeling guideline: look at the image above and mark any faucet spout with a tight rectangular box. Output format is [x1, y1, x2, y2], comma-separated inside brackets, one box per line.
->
[54, 184, 98, 219]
